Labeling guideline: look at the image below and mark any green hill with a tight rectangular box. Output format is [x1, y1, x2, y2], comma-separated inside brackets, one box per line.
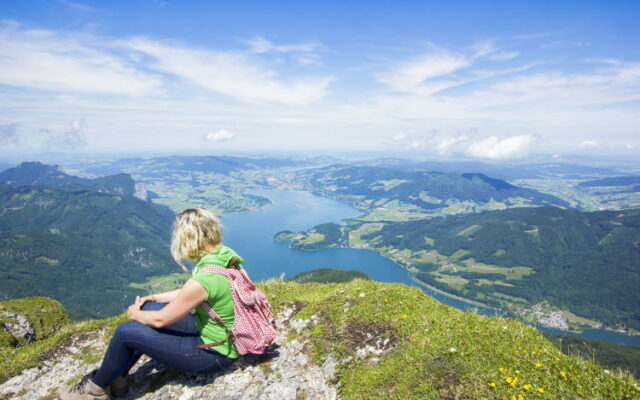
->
[289, 268, 370, 283]
[0, 177, 177, 320]
[277, 207, 640, 332]
[0, 297, 69, 348]
[360, 207, 640, 330]
[0, 281, 637, 399]
[297, 165, 568, 220]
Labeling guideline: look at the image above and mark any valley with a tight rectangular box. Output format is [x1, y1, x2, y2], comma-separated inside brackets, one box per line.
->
[2, 156, 639, 342]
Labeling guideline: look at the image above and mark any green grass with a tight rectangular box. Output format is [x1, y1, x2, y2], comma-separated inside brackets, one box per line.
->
[261, 279, 638, 399]
[2, 281, 638, 399]
[0, 297, 70, 347]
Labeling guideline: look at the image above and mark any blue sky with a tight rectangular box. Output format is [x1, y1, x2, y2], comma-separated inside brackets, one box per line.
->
[0, 0, 638, 159]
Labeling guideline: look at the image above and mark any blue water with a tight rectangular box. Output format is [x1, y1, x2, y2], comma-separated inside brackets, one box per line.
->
[220, 189, 640, 346]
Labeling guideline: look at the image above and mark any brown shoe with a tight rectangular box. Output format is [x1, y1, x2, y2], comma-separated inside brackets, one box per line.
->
[59, 370, 110, 400]
[110, 375, 128, 397]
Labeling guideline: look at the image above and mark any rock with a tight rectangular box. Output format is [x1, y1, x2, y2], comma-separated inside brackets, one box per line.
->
[0, 304, 339, 400]
[1, 312, 36, 345]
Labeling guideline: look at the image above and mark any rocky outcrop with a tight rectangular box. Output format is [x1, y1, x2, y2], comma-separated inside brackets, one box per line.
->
[133, 182, 149, 202]
[0, 306, 338, 400]
[0, 312, 36, 346]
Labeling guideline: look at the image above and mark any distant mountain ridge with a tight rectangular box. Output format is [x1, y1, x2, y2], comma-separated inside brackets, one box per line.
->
[83, 155, 309, 177]
[359, 158, 621, 180]
[0, 162, 176, 319]
[0, 161, 149, 201]
[578, 176, 640, 194]
[578, 176, 640, 187]
[298, 165, 569, 213]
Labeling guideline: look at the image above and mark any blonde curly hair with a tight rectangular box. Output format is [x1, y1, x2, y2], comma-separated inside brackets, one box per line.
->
[170, 208, 223, 271]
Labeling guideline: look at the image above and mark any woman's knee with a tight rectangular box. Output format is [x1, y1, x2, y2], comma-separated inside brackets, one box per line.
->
[113, 321, 148, 340]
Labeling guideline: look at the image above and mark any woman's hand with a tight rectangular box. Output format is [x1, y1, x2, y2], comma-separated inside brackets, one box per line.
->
[126, 280, 207, 328]
[127, 296, 145, 321]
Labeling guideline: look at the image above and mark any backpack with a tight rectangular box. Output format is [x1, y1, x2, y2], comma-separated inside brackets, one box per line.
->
[196, 257, 277, 355]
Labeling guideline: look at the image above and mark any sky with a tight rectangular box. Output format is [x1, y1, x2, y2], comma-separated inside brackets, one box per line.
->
[0, 0, 639, 161]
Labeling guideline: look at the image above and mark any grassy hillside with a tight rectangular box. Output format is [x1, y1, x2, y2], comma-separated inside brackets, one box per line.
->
[1, 281, 637, 399]
[289, 268, 370, 283]
[0, 297, 69, 347]
[546, 335, 640, 379]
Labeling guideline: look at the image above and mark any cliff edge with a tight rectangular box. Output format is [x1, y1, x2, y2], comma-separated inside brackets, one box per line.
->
[1, 280, 638, 399]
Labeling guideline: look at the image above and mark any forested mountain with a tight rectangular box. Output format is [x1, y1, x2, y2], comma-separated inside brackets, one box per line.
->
[360, 207, 640, 330]
[0, 164, 176, 319]
[0, 162, 148, 200]
[298, 165, 568, 214]
[578, 176, 640, 193]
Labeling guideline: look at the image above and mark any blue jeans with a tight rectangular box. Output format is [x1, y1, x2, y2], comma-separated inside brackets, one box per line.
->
[92, 302, 235, 387]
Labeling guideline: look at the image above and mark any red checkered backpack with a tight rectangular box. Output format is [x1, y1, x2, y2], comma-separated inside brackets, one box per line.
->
[196, 257, 277, 355]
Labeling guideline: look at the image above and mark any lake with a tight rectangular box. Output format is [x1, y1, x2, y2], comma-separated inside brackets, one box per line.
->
[220, 189, 640, 346]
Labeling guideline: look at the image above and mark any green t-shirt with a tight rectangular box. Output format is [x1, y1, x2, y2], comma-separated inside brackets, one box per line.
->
[191, 245, 243, 359]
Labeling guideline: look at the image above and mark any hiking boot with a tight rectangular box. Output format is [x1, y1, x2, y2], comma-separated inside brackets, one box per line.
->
[110, 374, 128, 397]
[59, 370, 110, 400]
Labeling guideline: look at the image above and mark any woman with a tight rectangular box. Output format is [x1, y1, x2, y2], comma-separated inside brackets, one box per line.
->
[60, 208, 241, 400]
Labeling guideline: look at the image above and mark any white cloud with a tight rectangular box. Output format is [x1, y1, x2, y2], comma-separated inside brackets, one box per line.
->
[466, 135, 537, 160]
[0, 123, 21, 146]
[578, 140, 598, 149]
[57, 0, 101, 12]
[41, 118, 88, 150]
[120, 37, 332, 104]
[388, 130, 472, 154]
[489, 51, 520, 61]
[205, 129, 236, 142]
[435, 134, 470, 156]
[0, 22, 162, 96]
[246, 36, 320, 54]
[378, 52, 470, 94]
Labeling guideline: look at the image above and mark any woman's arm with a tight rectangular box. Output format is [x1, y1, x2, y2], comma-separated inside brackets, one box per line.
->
[128, 279, 207, 328]
[140, 288, 181, 304]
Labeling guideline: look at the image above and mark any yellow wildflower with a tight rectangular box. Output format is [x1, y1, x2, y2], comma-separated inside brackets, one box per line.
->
[518, 395, 524, 400]
[488, 382, 496, 388]
[516, 370, 521, 374]
[401, 314, 408, 319]
[535, 362, 542, 368]
[506, 377, 513, 384]
[537, 387, 545, 393]
[560, 371, 567, 379]
[499, 367, 505, 372]
[555, 357, 560, 362]
[510, 377, 519, 386]
[523, 384, 532, 391]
